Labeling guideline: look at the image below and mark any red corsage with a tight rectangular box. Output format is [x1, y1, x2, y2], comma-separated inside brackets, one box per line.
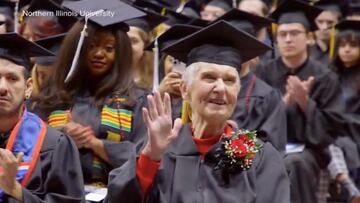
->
[214, 129, 262, 173]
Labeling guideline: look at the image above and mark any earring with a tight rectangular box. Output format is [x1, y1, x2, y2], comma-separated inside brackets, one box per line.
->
[25, 95, 30, 100]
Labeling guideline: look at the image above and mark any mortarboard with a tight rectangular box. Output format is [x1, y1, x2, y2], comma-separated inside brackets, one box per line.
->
[0, 32, 54, 70]
[335, 19, 360, 32]
[0, 1, 15, 18]
[63, 0, 146, 29]
[206, 0, 233, 11]
[270, 0, 323, 31]
[350, 3, 360, 16]
[162, 20, 271, 68]
[26, 0, 78, 31]
[313, 0, 349, 18]
[34, 33, 66, 65]
[125, 8, 168, 32]
[213, 8, 273, 36]
[62, 0, 146, 82]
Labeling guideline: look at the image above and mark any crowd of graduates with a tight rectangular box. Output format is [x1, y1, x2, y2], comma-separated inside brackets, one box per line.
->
[1, 0, 360, 202]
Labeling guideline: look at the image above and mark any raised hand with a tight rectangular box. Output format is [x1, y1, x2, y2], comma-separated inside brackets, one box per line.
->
[0, 149, 23, 201]
[142, 91, 182, 161]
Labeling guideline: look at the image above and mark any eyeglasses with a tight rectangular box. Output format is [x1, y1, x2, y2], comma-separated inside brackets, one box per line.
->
[277, 30, 306, 39]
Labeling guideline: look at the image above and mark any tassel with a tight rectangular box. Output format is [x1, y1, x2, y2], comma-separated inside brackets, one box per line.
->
[232, 0, 237, 8]
[181, 101, 192, 124]
[14, 2, 19, 33]
[329, 25, 336, 61]
[64, 9, 104, 83]
[152, 38, 159, 92]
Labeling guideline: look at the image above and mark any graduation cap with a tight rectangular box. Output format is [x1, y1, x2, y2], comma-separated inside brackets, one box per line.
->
[270, 0, 323, 31]
[213, 8, 273, 36]
[26, 0, 78, 30]
[19, 0, 32, 11]
[335, 19, 360, 32]
[34, 33, 66, 65]
[0, 32, 54, 70]
[125, 8, 168, 32]
[313, 0, 349, 18]
[63, 0, 146, 28]
[350, 3, 360, 16]
[205, 0, 233, 11]
[62, 0, 146, 82]
[163, 20, 271, 68]
[0, 1, 15, 18]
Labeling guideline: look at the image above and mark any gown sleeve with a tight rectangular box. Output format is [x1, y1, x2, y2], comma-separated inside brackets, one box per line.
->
[7, 127, 85, 203]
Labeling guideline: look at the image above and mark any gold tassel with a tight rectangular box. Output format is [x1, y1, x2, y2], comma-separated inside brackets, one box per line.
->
[329, 25, 336, 61]
[181, 101, 192, 124]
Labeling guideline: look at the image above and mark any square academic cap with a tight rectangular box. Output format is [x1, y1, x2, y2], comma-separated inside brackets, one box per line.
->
[125, 8, 168, 32]
[313, 0, 349, 18]
[162, 20, 272, 68]
[0, 1, 15, 18]
[206, 0, 233, 11]
[213, 8, 273, 36]
[34, 33, 66, 65]
[335, 20, 360, 32]
[63, 0, 146, 28]
[0, 32, 54, 70]
[147, 24, 201, 51]
[270, 0, 322, 31]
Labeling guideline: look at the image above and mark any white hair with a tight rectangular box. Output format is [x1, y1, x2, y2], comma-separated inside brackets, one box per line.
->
[182, 62, 201, 87]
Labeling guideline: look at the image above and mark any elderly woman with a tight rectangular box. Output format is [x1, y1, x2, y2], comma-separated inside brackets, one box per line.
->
[105, 21, 290, 203]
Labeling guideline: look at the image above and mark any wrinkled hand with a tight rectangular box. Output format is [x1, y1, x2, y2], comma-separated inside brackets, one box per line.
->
[0, 149, 23, 201]
[142, 91, 182, 161]
[63, 122, 95, 149]
[158, 72, 182, 97]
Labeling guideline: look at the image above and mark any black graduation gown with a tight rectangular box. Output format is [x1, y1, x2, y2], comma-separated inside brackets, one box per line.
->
[69, 89, 148, 183]
[309, 43, 330, 65]
[105, 125, 290, 203]
[255, 57, 347, 203]
[231, 72, 287, 153]
[4, 126, 85, 203]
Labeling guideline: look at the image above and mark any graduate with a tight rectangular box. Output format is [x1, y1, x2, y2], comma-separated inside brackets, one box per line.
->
[0, 33, 84, 202]
[254, 0, 353, 202]
[212, 8, 287, 153]
[105, 20, 290, 203]
[310, 0, 348, 65]
[33, 0, 149, 189]
[126, 8, 167, 91]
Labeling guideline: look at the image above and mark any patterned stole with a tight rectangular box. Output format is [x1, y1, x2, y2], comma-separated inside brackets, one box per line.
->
[47, 97, 132, 184]
[0, 110, 46, 201]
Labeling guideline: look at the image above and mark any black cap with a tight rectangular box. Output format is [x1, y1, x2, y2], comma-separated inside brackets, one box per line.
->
[0, 32, 54, 70]
[147, 24, 201, 51]
[26, 0, 78, 30]
[125, 8, 168, 32]
[162, 20, 271, 68]
[270, 0, 323, 31]
[19, 0, 32, 11]
[313, 0, 349, 18]
[206, 0, 232, 11]
[63, 0, 146, 29]
[0, 1, 15, 18]
[335, 19, 360, 32]
[350, 3, 360, 16]
[213, 8, 273, 36]
[34, 33, 66, 65]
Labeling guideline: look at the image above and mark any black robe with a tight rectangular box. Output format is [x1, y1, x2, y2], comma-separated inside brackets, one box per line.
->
[231, 72, 287, 153]
[105, 125, 290, 203]
[309, 43, 330, 65]
[68, 89, 148, 184]
[255, 57, 347, 203]
[3, 126, 85, 203]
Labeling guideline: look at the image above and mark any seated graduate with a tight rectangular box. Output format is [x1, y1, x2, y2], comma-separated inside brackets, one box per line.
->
[105, 20, 290, 203]
[0, 33, 84, 202]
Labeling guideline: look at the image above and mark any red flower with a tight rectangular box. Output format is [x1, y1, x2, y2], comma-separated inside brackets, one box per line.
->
[230, 139, 247, 158]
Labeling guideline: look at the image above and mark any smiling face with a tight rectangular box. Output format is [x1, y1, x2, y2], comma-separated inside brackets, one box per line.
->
[181, 62, 240, 123]
[87, 29, 116, 77]
[0, 59, 32, 119]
